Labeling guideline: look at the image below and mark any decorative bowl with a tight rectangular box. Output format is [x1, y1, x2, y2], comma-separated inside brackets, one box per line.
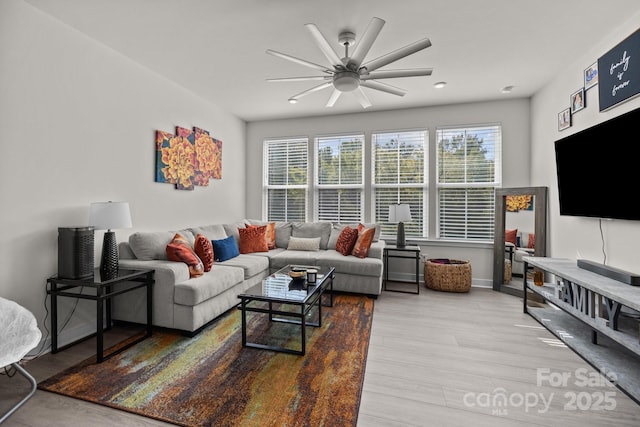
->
[288, 270, 306, 279]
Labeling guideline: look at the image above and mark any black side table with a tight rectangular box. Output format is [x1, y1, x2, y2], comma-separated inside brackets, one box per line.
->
[383, 245, 421, 294]
[47, 268, 154, 363]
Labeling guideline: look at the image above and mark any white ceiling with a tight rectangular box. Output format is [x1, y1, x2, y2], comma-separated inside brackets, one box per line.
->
[23, 0, 640, 122]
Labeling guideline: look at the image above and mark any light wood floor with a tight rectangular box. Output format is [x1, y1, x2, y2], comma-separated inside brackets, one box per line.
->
[2, 287, 639, 426]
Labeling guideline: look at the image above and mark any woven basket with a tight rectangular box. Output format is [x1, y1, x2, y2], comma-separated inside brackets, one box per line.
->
[425, 259, 472, 293]
[504, 259, 512, 283]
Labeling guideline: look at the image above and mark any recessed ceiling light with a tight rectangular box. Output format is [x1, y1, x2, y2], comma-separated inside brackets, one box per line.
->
[288, 98, 298, 104]
[433, 82, 447, 89]
[501, 85, 515, 93]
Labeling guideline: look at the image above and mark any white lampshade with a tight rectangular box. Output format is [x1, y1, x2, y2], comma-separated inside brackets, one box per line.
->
[88, 201, 132, 231]
[389, 204, 412, 223]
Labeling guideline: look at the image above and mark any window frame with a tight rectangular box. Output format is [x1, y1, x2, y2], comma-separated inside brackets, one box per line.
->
[262, 137, 309, 222]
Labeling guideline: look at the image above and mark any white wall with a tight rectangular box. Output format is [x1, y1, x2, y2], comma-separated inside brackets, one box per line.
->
[0, 0, 246, 346]
[246, 99, 531, 285]
[531, 12, 640, 274]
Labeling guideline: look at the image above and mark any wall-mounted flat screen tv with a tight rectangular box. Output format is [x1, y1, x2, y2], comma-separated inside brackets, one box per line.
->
[554, 107, 640, 221]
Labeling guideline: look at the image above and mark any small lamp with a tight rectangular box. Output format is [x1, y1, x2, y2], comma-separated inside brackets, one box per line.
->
[389, 204, 412, 248]
[88, 201, 132, 279]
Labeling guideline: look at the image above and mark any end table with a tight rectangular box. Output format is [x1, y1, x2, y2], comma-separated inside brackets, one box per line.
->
[383, 245, 421, 294]
[47, 268, 154, 363]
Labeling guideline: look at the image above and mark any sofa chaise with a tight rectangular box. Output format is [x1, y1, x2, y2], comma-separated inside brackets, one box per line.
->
[112, 220, 384, 335]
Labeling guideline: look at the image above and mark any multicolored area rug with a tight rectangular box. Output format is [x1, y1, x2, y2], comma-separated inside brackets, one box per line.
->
[38, 294, 373, 427]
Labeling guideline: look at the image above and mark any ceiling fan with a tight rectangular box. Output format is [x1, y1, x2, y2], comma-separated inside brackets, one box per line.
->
[266, 17, 433, 108]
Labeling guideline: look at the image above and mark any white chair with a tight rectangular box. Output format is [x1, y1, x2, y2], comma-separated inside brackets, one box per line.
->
[0, 297, 42, 424]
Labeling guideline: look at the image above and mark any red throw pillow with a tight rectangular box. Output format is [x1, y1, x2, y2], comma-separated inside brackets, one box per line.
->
[166, 233, 204, 278]
[246, 222, 276, 250]
[239, 225, 269, 254]
[527, 233, 535, 249]
[194, 233, 214, 272]
[336, 226, 359, 256]
[352, 226, 375, 259]
[505, 228, 517, 246]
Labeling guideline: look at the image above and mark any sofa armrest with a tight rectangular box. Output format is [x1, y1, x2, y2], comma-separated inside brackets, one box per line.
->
[118, 259, 191, 284]
[368, 240, 385, 260]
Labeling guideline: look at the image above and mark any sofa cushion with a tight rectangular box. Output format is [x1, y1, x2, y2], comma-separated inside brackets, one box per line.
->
[274, 222, 293, 248]
[190, 224, 227, 241]
[335, 226, 359, 255]
[194, 234, 214, 272]
[218, 254, 270, 279]
[269, 250, 320, 270]
[316, 250, 383, 277]
[287, 236, 321, 251]
[223, 222, 246, 244]
[291, 222, 332, 249]
[238, 226, 269, 254]
[166, 233, 204, 278]
[129, 231, 174, 261]
[212, 235, 240, 262]
[174, 264, 245, 306]
[352, 226, 376, 258]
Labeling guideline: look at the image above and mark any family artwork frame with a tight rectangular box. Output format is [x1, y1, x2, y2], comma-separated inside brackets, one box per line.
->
[558, 107, 571, 131]
[570, 87, 586, 114]
[584, 62, 598, 90]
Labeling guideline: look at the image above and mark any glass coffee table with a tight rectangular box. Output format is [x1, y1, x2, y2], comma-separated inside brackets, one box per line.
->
[238, 265, 334, 355]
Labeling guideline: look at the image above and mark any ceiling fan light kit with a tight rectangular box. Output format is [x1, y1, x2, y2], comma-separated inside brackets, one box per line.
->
[267, 17, 433, 108]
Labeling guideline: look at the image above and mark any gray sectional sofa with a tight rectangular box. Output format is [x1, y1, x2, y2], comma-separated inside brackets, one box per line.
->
[112, 220, 384, 335]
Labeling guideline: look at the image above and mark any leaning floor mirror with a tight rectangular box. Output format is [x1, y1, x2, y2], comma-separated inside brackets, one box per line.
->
[493, 186, 547, 296]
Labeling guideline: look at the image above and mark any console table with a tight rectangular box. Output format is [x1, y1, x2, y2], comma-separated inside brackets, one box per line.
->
[47, 268, 154, 363]
[523, 257, 640, 402]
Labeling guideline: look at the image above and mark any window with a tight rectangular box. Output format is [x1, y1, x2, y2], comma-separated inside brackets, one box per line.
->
[372, 130, 427, 239]
[315, 135, 364, 223]
[436, 125, 501, 241]
[263, 138, 308, 221]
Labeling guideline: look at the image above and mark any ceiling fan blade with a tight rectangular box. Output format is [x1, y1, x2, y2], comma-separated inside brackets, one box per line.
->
[266, 49, 333, 73]
[326, 89, 342, 107]
[349, 17, 385, 67]
[361, 68, 433, 80]
[305, 23, 344, 67]
[361, 80, 407, 97]
[289, 82, 333, 102]
[267, 76, 331, 82]
[360, 38, 432, 73]
[353, 87, 372, 109]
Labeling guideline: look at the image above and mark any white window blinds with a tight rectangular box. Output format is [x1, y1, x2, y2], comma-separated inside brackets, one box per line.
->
[436, 125, 501, 240]
[263, 138, 308, 221]
[316, 135, 364, 223]
[372, 130, 427, 238]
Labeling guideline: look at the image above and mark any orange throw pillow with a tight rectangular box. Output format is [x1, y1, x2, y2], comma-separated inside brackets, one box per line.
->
[505, 228, 517, 246]
[166, 233, 204, 278]
[246, 222, 276, 249]
[239, 225, 269, 254]
[352, 226, 375, 259]
[194, 233, 214, 272]
[336, 226, 359, 256]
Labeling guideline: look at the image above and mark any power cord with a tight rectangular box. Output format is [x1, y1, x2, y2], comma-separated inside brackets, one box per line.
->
[21, 281, 85, 361]
[598, 218, 607, 265]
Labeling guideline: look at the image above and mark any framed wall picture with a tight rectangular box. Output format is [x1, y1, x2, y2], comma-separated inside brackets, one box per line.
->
[584, 62, 598, 90]
[570, 88, 586, 113]
[598, 29, 640, 111]
[558, 108, 571, 131]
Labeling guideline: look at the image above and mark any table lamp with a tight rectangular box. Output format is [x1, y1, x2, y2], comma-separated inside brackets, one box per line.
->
[389, 204, 412, 248]
[88, 201, 132, 279]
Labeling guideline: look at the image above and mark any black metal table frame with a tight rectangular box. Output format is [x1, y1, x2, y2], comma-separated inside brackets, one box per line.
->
[47, 268, 154, 363]
[239, 268, 334, 356]
[383, 245, 421, 294]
